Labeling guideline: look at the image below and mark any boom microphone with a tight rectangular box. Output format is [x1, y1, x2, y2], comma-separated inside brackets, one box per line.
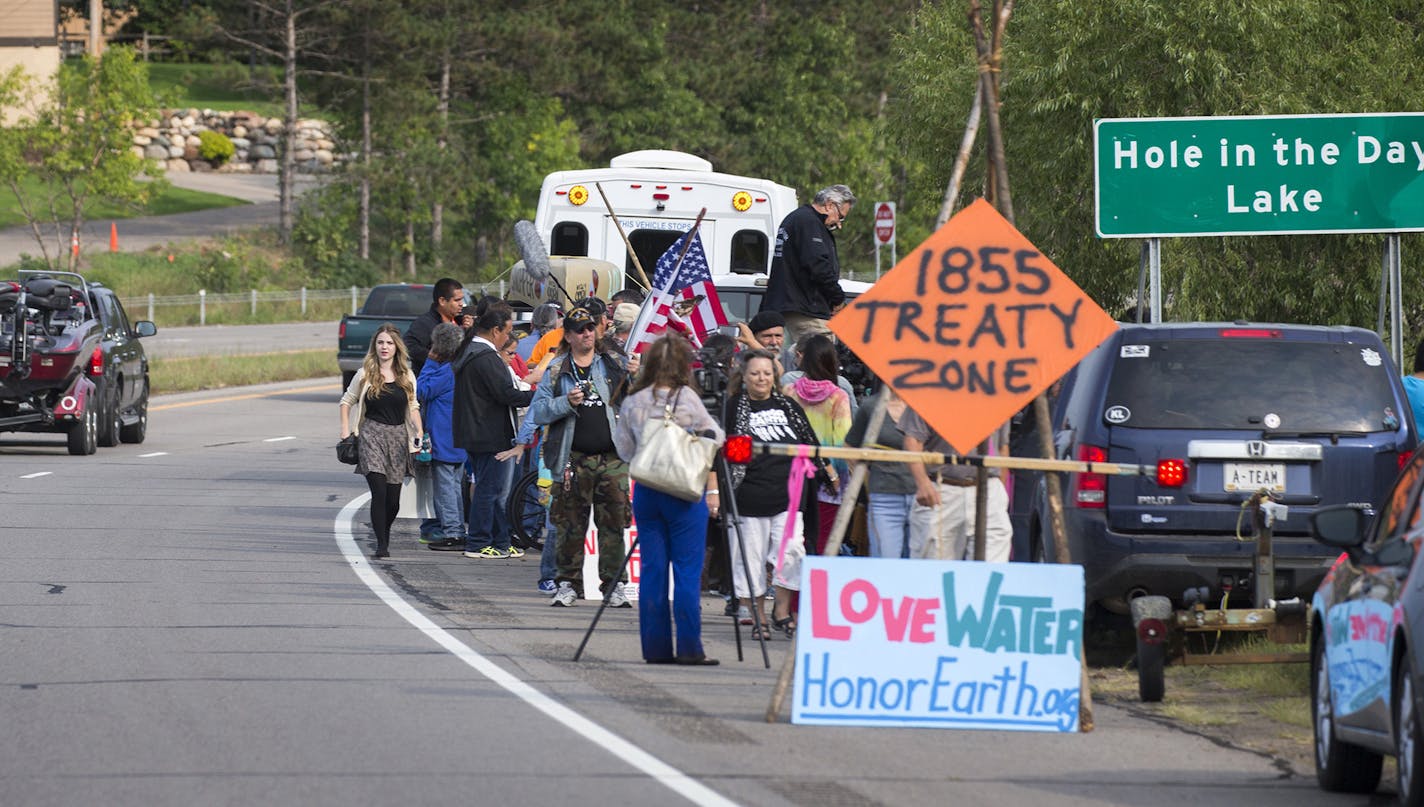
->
[513, 220, 552, 282]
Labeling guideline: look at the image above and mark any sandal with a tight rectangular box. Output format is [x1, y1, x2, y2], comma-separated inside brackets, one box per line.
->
[772, 615, 796, 639]
[750, 624, 774, 641]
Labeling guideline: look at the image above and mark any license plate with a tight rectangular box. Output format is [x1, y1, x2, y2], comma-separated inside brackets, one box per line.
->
[1223, 462, 1286, 493]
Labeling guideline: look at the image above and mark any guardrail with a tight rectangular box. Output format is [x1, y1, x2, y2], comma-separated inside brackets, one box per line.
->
[119, 282, 508, 326]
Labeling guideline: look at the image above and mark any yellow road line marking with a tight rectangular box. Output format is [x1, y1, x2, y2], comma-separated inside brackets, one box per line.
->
[151, 382, 340, 411]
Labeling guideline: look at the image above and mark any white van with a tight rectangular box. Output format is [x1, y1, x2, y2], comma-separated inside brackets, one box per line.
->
[532, 149, 799, 280]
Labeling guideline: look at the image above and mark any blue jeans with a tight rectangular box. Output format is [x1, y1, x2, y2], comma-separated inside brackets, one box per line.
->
[465, 452, 515, 552]
[539, 510, 558, 581]
[868, 493, 915, 559]
[633, 485, 709, 661]
[431, 460, 466, 540]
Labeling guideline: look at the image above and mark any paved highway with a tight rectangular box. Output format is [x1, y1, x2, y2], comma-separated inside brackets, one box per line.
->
[144, 320, 338, 358]
[0, 378, 1363, 805]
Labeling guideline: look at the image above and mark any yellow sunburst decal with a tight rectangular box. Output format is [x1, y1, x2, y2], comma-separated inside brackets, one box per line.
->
[732, 191, 753, 212]
[568, 185, 589, 206]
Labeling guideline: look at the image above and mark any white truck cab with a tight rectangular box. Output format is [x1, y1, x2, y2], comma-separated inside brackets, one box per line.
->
[532, 149, 799, 280]
[512, 150, 870, 321]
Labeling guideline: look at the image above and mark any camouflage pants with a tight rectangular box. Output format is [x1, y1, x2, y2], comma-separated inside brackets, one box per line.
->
[551, 451, 632, 590]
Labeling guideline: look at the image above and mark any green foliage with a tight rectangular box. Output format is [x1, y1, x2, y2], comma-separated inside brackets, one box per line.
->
[886, 0, 1424, 327]
[0, 48, 167, 272]
[197, 129, 236, 164]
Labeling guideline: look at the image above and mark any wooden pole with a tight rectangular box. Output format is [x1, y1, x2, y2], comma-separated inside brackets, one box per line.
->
[595, 182, 655, 291]
[736, 441, 1157, 478]
[936, 81, 984, 230]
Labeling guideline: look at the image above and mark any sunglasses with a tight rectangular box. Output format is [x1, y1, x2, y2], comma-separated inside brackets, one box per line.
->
[568, 323, 596, 334]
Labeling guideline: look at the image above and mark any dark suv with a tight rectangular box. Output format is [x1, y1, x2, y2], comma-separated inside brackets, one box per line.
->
[1026, 322, 1416, 613]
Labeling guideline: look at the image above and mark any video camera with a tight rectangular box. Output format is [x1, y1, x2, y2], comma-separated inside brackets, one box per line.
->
[694, 334, 736, 416]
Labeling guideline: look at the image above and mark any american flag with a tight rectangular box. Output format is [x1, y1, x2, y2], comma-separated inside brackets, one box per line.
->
[626, 229, 727, 354]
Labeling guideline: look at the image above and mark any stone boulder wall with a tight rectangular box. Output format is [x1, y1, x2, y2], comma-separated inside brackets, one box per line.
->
[129, 108, 345, 175]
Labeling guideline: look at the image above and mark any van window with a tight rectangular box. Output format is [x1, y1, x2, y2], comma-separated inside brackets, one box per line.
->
[551, 222, 589, 257]
[730, 229, 768, 274]
[716, 291, 755, 323]
[1104, 340, 1398, 432]
[627, 229, 682, 277]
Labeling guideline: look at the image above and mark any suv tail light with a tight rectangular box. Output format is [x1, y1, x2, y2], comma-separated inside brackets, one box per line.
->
[339, 320, 347, 339]
[1073, 444, 1107, 508]
[1156, 458, 1188, 487]
[88, 346, 104, 375]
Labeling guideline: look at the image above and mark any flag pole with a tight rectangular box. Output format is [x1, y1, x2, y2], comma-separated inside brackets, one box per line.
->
[595, 182, 654, 291]
[625, 209, 708, 352]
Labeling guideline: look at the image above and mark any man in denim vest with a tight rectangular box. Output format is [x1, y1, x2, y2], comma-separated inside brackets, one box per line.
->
[528, 307, 633, 607]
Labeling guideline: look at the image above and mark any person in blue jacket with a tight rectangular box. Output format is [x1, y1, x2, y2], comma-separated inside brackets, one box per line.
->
[418, 323, 469, 550]
[1406, 337, 1424, 433]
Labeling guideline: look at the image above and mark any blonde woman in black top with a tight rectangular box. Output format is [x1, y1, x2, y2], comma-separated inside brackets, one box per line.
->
[340, 324, 423, 559]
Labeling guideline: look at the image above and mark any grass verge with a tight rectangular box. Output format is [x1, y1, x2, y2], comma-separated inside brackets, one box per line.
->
[151, 349, 337, 394]
[0, 175, 249, 229]
[147, 63, 289, 118]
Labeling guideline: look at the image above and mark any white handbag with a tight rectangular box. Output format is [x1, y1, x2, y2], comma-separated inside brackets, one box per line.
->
[629, 388, 720, 502]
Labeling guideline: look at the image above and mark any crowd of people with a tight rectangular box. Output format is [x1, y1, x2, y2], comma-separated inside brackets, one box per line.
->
[338, 183, 1014, 665]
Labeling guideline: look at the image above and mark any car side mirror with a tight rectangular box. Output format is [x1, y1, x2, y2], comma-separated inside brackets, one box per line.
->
[134, 321, 157, 338]
[1310, 505, 1368, 551]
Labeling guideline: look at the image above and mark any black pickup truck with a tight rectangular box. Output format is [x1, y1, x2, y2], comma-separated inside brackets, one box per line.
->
[0, 270, 157, 454]
[337, 283, 434, 388]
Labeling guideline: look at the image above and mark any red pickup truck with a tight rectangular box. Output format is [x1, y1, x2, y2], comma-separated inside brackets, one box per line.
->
[0, 270, 157, 454]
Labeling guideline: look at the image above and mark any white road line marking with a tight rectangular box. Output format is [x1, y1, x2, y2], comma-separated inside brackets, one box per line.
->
[20, 472, 52, 479]
[263, 436, 297, 442]
[334, 495, 734, 807]
[138, 452, 168, 458]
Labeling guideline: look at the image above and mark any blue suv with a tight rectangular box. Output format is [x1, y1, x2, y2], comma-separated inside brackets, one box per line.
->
[1027, 322, 1417, 614]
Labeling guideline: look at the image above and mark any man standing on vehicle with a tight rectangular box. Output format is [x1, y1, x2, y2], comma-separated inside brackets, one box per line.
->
[449, 300, 534, 559]
[527, 307, 633, 607]
[759, 185, 856, 351]
[405, 278, 465, 374]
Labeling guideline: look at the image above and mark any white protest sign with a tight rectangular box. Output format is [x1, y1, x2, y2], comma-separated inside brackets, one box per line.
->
[793, 557, 1084, 731]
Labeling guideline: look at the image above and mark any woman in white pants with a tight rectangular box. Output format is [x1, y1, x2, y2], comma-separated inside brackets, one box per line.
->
[723, 350, 828, 639]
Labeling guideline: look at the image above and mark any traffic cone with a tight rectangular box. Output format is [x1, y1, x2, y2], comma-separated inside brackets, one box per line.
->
[70, 230, 79, 259]
[109, 222, 118, 252]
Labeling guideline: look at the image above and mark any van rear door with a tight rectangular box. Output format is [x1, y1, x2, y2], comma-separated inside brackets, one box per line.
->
[606, 217, 715, 281]
[1099, 333, 1406, 536]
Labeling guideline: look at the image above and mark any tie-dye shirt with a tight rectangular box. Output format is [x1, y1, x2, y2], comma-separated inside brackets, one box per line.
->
[783, 380, 852, 503]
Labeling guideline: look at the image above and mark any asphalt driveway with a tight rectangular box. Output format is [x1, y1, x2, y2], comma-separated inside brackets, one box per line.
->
[0, 172, 322, 267]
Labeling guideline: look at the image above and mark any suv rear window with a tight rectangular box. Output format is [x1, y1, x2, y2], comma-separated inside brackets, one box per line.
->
[1104, 339, 1397, 433]
[362, 286, 430, 317]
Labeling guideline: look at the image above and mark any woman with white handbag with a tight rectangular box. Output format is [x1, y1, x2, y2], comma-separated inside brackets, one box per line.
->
[613, 335, 725, 666]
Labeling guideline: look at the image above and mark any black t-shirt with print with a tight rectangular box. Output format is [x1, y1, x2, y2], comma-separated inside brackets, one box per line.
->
[570, 360, 615, 454]
[737, 396, 798, 516]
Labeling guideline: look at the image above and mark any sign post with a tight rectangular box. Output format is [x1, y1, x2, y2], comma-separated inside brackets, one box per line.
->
[873, 201, 896, 279]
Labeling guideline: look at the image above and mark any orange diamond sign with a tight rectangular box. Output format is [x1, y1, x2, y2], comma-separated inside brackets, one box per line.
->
[829, 199, 1117, 455]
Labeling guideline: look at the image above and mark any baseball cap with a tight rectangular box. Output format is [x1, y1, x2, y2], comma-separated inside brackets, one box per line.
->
[565, 307, 597, 334]
[574, 296, 607, 321]
[612, 303, 639, 330]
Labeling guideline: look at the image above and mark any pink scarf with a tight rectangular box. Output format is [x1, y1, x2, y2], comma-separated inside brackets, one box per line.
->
[775, 445, 818, 582]
[793, 376, 837, 405]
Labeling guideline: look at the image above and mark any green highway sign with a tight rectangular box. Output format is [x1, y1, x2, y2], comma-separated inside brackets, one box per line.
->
[1094, 113, 1424, 238]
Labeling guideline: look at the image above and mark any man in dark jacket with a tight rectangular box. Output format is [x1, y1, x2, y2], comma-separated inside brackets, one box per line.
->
[449, 300, 534, 559]
[759, 184, 856, 353]
[404, 277, 465, 374]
